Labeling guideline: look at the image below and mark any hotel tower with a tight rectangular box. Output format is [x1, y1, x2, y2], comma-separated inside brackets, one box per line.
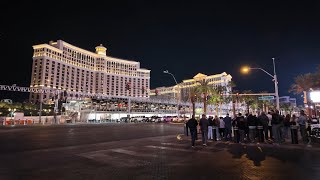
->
[29, 40, 150, 103]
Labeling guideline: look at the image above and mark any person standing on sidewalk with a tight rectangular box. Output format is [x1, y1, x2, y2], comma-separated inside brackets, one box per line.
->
[258, 112, 269, 142]
[272, 110, 283, 145]
[199, 114, 209, 146]
[223, 114, 232, 141]
[187, 115, 198, 147]
[236, 113, 246, 143]
[283, 114, 291, 139]
[219, 117, 225, 140]
[267, 111, 273, 140]
[214, 115, 221, 140]
[297, 110, 307, 144]
[207, 116, 214, 140]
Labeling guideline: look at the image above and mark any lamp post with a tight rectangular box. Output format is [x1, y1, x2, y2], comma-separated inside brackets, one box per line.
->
[163, 70, 180, 117]
[241, 58, 280, 110]
[8, 108, 16, 125]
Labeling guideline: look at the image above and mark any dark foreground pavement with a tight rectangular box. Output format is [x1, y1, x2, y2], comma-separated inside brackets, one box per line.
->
[0, 123, 320, 180]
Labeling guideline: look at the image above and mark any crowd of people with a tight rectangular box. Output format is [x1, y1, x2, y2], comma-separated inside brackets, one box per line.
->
[186, 110, 317, 147]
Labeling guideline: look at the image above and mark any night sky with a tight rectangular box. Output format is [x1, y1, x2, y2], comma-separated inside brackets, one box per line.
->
[1, 1, 320, 104]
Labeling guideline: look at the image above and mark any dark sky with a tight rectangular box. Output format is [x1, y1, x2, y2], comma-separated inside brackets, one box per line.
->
[1, 0, 320, 104]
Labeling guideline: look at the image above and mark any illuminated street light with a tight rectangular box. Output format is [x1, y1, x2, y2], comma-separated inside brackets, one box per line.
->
[8, 108, 16, 125]
[241, 58, 280, 110]
[241, 66, 250, 74]
[163, 70, 180, 117]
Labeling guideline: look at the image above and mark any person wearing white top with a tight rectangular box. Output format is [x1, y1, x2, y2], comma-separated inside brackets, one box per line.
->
[219, 117, 225, 140]
[267, 111, 273, 140]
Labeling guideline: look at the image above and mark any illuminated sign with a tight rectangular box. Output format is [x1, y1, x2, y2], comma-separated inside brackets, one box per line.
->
[310, 91, 320, 103]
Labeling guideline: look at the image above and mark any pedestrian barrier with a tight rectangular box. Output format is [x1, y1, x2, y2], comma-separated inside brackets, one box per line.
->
[257, 126, 264, 143]
[290, 125, 298, 144]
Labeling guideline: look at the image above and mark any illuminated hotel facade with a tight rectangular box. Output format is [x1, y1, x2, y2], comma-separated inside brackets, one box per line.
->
[29, 40, 150, 103]
[150, 72, 232, 102]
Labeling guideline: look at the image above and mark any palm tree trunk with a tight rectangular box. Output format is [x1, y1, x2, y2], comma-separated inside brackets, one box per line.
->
[215, 104, 219, 116]
[203, 96, 207, 115]
[232, 100, 236, 118]
[192, 102, 195, 117]
[219, 102, 222, 116]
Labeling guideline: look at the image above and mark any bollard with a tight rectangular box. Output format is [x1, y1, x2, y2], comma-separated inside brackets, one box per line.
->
[257, 126, 264, 143]
[290, 125, 298, 144]
[233, 126, 239, 143]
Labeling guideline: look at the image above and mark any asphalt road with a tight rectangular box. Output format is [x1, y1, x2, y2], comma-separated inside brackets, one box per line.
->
[0, 123, 319, 180]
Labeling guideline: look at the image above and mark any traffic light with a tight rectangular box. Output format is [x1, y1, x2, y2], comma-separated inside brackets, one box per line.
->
[126, 82, 131, 90]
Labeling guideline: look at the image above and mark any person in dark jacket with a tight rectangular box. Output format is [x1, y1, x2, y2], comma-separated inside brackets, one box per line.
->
[272, 110, 283, 145]
[223, 114, 232, 141]
[236, 113, 246, 143]
[283, 114, 291, 139]
[187, 115, 198, 147]
[258, 112, 269, 141]
[247, 113, 257, 142]
[199, 114, 209, 146]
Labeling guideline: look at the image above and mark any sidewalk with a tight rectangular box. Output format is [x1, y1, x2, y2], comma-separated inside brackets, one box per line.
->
[180, 134, 320, 151]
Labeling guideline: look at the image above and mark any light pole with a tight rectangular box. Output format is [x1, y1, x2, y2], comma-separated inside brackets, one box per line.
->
[241, 58, 280, 110]
[163, 70, 180, 117]
[8, 108, 16, 125]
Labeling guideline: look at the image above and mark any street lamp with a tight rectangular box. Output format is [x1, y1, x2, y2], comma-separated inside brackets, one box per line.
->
[8, 108, 16, 125]
[241, 58, 280, 110]
[163, 70, 180, 116]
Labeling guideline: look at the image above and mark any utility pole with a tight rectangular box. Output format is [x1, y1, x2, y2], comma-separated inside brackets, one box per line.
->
[39, 88, 43, 124]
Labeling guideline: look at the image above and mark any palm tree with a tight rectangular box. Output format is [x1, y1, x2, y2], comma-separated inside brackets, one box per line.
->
[214, 85, 227, 116]
[207, 91, 221, 115]
[189, 87, 198, 117]
[241, 90, 255, 114]
[195, 79, 215, 115]
[289, 73, 315, 104]
[249, 98, 259, 114]
[227, 81, 237, 118]
[280, 103, 293, 115]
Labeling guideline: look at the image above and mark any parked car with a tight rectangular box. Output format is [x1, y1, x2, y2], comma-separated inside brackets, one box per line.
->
[120, 117, 130, 123]
[310, 118, 320, 143]
[131, 116, 146, 123]
[150, 116, 161, 123]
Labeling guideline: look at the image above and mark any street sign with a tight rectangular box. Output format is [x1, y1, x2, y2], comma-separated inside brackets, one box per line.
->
[258, 96, 274, 100]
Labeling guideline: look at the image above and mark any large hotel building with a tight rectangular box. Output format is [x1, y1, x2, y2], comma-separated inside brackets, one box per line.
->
[29, 40, 150, 103]
[150, 72, 232, 102]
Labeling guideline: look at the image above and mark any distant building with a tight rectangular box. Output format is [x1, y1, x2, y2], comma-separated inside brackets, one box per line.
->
[150, 72, 232, 102]
[0, 99, 13, 104]
[278, 96, 297, 107]
[29, 40, 150, 104]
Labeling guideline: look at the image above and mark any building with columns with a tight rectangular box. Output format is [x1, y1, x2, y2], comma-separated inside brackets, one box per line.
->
[29, 40, 150, 103]
[150, 72, 232, 102]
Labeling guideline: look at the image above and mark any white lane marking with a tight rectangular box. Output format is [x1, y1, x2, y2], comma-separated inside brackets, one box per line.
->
[110, 148, 156, 158]
[145, 145, 202, 153]
[79, 149, 151, 167]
